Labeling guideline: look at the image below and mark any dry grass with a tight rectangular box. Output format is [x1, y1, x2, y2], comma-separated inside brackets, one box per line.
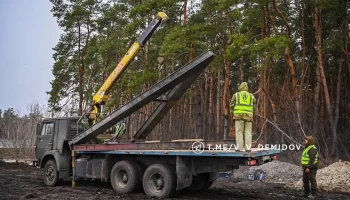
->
[0, 148, 35, 159]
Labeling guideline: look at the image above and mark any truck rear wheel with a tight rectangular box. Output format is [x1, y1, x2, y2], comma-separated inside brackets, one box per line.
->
[132, 161, 145, 192]
[110, 161, 141, 194]
[44, 159, 59, 187]
[187, 173, 212, 191]
[143, 164, 176, 198]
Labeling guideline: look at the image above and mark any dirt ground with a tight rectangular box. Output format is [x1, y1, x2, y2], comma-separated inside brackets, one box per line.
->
[1, 161, 349, 200]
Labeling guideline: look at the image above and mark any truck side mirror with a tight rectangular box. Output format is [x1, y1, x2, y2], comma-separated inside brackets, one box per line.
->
[36, 123, 42, 135]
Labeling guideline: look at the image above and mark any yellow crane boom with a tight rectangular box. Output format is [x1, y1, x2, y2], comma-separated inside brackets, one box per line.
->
[89, 12, 168, 124]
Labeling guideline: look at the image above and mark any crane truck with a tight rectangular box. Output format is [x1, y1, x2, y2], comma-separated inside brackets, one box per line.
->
[34, 12, 280, 198]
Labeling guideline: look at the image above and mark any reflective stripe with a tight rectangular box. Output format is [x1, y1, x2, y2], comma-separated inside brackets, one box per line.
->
[249, 94, 252, 105]
[235, 104, 253, 106]
[237, 92, 240, 105]
[234, 109, 253, 113]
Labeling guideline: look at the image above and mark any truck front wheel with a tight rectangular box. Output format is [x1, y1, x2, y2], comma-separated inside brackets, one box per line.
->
[110, 161, 141, 194]
[44, 159, 59, 187]
[143, 164, 176, 198]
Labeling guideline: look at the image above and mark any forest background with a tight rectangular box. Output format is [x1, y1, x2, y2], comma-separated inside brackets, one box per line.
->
[1, 0, 349, 163]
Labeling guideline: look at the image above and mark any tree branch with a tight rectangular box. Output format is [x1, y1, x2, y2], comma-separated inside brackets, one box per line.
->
[273, 0, 291, 36]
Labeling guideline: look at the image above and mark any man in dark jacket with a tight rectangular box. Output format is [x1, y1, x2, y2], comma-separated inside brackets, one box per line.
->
[301, 136, 319, 198]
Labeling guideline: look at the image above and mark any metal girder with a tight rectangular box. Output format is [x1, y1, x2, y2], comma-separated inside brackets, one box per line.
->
[137, 12, 167, 46]
[70, 51, 215, 146]
[132, 69, 203, 141]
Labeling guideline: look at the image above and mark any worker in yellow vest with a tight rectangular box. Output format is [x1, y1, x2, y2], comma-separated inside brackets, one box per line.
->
[230, 82, 256, 152]
[301, 136, 319, 198]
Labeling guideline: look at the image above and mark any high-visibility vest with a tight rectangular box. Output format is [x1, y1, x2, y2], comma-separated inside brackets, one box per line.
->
[114, 123, 126, 137]
[233, 91, 254, 115]
[301, 145, 319, 165]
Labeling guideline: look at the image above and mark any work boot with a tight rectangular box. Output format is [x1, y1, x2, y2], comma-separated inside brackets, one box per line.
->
[303, 185, 310, 198]
[303, 193, 309, 198]
[303, 189, 310, 197]
[311, 191, 318, 197]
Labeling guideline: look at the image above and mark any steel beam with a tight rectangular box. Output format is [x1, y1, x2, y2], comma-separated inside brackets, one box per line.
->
[132, 69, 203, 141]
[70, 51, 215, 145]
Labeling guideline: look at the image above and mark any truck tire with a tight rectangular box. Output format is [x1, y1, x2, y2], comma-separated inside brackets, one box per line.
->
[187, 173, 212, 191]
[131, 161, 145, 192]
[44, 159, 59, 187]
[143, 164, 176, 198]
[110, 161, 141, 194]
[132, 161, 145, 178]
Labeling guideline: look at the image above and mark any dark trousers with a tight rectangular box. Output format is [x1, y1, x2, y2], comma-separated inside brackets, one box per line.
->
[302, 167, 317, 194]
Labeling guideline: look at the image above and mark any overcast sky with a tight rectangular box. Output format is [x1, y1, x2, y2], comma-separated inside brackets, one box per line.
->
[0, 0, 61, 112]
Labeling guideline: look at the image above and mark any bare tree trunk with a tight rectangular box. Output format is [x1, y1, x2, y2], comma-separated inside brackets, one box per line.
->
[182, 97, 187, 139]
[78, 23, 83, 115]
[79, 16, 91, 115]
[239, 56, 244, 82]
[183, 0, 188, 25]
[299, 2, 311, 120]
[285, 47, 299, 111]
[223, 59, 230, 140]
[204, 71, 209, 139]
[169, 58, 175, 137]
[313, 67, 321, 134]
[85, 61, 95, 111]
[216, 69, 222, 139]
[333, 51, 345, 155]
[209, 72, 214, 139]
[273, 0, 299, 115]
[312, 4, 336, 154]
[200, 82, 205, 138]
[299, 4, 306, 111]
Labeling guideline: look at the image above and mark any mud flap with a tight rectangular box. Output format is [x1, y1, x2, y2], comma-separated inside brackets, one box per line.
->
[176, 156, 192, 190]
[59, 169, 70, 179]
[208, 172, 219, 182]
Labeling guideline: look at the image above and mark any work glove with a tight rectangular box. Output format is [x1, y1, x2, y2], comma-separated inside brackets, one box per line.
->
[305, 168, 310, 173]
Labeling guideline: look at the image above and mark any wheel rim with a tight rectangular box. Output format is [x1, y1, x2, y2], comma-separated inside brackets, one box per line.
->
[149, 173, 164, 192]
[46, 166, 55, 181]
[116, 169, 128, 188]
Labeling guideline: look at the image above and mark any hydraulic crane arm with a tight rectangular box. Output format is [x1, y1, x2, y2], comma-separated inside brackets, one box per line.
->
[90, 12, 168, 123]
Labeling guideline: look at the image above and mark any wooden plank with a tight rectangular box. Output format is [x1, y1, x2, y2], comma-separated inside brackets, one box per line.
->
[171, 139, 203, 142]
[144, 140, 161, 143]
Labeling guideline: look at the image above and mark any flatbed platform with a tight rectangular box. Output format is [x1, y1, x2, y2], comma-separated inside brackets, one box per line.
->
[73, 139, 236, 151]
[73, 139, 280, 158]
[75, 148, 280, 158]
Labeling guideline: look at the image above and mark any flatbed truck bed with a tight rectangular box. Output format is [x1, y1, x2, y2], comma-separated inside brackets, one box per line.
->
[73, 139, 279, 159]
[66, 140, 280, 198]
[75, 148, 279, 158]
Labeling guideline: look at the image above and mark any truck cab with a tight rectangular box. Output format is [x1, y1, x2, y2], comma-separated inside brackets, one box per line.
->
[35, 117, 83, 186]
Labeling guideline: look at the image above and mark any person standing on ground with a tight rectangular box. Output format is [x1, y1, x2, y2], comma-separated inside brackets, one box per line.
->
[301, 136, 319, 198]
[230, 82, 256, 152]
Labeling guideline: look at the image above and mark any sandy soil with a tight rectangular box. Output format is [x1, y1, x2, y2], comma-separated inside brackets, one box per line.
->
[1, 161, 349, 200]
